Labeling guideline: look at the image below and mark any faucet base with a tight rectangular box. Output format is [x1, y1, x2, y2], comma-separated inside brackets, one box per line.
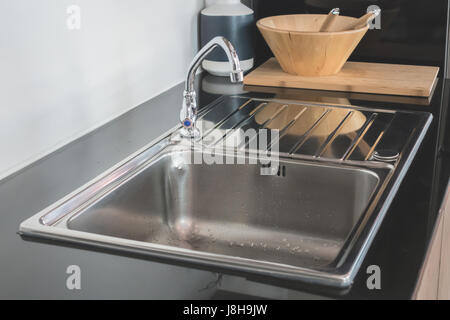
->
[180, 127, 201, 139]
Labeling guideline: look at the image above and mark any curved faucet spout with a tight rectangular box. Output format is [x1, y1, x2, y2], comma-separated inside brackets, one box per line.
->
[185, 37, 244, 92]
[180, 37, 244, 137]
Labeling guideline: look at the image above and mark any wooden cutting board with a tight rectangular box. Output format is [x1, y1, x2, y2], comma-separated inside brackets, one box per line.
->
[244, 58, 439, 97]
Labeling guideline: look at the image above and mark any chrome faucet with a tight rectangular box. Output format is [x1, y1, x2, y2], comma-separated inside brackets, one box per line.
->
[180, 36, 244, 138]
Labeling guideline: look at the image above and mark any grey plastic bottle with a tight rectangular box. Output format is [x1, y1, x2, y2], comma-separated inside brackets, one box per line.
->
[200, 0, 254, 76]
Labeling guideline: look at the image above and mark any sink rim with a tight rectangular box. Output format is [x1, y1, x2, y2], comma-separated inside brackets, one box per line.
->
[19, 96, 433, 289]
[19, 130, 390, 288]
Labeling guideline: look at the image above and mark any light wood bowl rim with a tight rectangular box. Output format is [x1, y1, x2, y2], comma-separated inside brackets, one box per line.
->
[257, 14, 369, 35]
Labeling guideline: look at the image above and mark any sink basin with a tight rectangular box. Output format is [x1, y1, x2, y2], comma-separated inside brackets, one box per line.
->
[67, 149, 380, 269]
[20, 96, 432, 289]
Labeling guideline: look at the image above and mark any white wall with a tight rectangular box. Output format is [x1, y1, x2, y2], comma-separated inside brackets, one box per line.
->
[0, 0, 204, 181]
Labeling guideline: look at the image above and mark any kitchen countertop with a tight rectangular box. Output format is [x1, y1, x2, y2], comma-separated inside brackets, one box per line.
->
[1, 73, 449, 299]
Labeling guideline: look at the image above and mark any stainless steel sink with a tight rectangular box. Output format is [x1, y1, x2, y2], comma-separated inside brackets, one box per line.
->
[20, 96, 432, 288]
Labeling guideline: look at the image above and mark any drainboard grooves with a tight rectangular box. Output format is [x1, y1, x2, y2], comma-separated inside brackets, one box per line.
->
[201, 99, 258, 142]
[363, 113, 403, 160]
[212, 102, 267, 147]
[277, 105, 309, 135]
[238, 99, 254, 110]
[230, 102, 267, 131]
[197, 98, 402, 163]
[276, 106, 328, 153]
[240, 104, 289, 150]
[250, 104, 308, 152]
[294, 108, 352, 156]
[249, 102, 267, 116]
[266, 106, 309, 151]
[315, 111, 354, 158]
[288, 109, 331, 155]
[341, 113, 377, 160]
[261, 105, 289, 128]
[255, 102, 290, 128]
[365, 130, 385, 161]
[197, 95, 227, 118]
[236, 102, 291, 149]
[346, 113, 395, 161]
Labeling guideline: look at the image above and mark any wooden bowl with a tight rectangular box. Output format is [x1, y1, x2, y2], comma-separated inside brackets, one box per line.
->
[257, 14, 369, 76]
